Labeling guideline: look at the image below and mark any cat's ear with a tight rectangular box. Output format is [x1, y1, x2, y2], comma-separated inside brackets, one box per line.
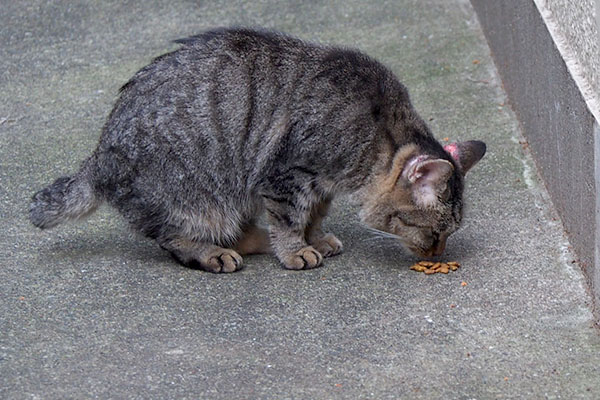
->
[403, 156, 454, 207]
[444, 140, 486, 174]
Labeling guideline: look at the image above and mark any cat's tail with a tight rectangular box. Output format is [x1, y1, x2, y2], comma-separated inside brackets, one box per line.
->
[29, 158, 101, 229]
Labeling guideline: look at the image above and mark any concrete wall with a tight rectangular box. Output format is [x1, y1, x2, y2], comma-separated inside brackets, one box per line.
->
[535, 0, 599, 120]
[595, 0, 599, 320]
[470, 0, 600, 314]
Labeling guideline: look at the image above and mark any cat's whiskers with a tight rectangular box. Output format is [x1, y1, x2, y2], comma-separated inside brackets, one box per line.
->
[364, 227, 401, 242]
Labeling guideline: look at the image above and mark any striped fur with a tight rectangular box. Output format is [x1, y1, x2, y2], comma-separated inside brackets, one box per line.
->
[29, 28, 485, 272]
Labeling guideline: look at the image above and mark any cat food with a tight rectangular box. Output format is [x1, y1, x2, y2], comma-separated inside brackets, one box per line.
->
[410, 260, 460, 274]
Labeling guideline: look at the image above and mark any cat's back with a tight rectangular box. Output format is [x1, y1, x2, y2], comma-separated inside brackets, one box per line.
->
[116, 28, 321, 99]
[103, 28, 322, 141]
[98, 28, 410, 189]
[112, 27, 403, 114]
[173, 27, 319, 59]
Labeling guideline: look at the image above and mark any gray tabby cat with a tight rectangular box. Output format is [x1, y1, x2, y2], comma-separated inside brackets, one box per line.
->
[29, 28, 486, 273]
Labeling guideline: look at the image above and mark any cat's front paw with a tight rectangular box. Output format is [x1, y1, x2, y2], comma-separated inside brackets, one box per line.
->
[281, 246, 323, 270]
[311, 233, 343, 258]
[201, 248, 243, 273]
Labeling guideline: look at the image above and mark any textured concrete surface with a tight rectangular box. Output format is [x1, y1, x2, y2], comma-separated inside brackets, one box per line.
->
[535, 0, 599, 117]
[471, 0, 600, 322]
[2, 0, 600, 399]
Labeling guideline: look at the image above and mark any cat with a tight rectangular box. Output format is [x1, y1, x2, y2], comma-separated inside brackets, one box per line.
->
[29, 27, 486, 273]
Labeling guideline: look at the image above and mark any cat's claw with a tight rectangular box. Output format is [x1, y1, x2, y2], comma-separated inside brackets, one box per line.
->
[203, 248, 243, 273]
[311, 233, 343, 257]
[282, 246, 323, 270]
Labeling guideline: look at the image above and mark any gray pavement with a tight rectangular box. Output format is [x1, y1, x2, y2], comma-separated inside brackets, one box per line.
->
[1, 1, 599, 399]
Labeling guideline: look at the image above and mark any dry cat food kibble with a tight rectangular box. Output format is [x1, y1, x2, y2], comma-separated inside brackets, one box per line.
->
[410, 260, 460, 274]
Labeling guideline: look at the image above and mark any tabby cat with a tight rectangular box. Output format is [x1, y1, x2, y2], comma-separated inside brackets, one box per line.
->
[29, 28, 486, 273]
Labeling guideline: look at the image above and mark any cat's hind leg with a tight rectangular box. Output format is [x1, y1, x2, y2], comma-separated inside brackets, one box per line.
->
[305, 197, 343, 258]
[155, 201, 264, 272]
[163, 222, 270, 271]
[160, 237, 243, 273]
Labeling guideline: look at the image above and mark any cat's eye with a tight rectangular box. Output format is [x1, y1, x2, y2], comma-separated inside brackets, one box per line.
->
[391, 212, 429, 229]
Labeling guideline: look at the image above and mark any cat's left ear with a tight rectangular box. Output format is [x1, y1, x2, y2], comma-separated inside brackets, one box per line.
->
[444, 140, 487, 174]
[403, 156, 454, 207]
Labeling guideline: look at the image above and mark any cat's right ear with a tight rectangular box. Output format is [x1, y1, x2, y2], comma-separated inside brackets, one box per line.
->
[444, 140, 487, 174]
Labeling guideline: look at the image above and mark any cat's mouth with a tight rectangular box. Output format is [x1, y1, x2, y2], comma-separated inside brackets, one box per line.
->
[407, 239, 446, 258]
[365, 227, 447, 257]
[407, 246, 434, 258]
[408, 247, 437, 258]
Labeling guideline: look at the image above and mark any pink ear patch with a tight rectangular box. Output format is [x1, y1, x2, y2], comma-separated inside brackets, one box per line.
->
[444, 143, 459, 161]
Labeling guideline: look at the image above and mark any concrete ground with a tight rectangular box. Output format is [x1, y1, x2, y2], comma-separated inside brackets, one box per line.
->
[1, 0, 599, 399]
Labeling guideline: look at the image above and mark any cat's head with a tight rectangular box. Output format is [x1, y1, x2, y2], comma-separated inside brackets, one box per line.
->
[360, 140, 486, 257]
